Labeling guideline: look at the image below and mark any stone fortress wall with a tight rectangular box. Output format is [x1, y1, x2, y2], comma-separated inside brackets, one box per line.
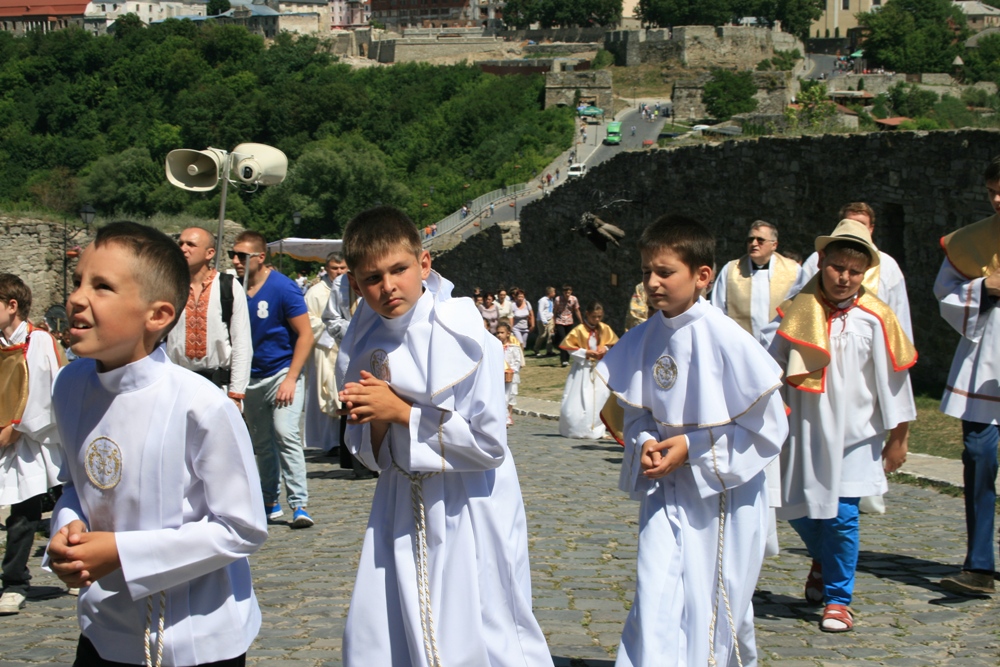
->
[605, 25, 804, 70]
[432, 129, 1000, 391]
[1, 219, 244, 321]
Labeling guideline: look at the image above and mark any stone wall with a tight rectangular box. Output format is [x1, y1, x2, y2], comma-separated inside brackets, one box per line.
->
[605, 26, 803, 69]
[432, 129, 1000, 392]
[370, 36, 503, 63]
[497, 27, 607, 43]
[1, 218, 245, 325]
[672, 71, 793, 121]
[544, 70, 613, 110]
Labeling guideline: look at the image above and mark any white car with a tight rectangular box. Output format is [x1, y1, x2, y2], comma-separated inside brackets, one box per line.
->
[567, 163, 587, 178]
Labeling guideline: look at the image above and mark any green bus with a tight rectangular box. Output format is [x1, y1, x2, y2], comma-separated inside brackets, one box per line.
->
[604, 121, 622, 145]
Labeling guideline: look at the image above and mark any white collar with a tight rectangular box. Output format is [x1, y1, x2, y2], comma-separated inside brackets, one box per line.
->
[97, 346, 168, 393]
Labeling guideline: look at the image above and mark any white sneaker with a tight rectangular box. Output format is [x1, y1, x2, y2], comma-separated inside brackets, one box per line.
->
[66, 587, 80, 597]
[0, 591, 26, 615]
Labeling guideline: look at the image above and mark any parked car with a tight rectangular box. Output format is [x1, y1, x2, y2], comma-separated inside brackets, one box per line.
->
[567, 163, 587, 178]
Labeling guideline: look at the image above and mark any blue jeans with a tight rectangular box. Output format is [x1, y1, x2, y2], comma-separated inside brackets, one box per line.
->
[961, 420, 998, 573]
[789, 498, 861, 606]
[245, 369, 308, 509]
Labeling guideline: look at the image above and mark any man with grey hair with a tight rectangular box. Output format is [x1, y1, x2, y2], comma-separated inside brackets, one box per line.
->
[304, 251, 348, 452]
[711, 220, 806, 345]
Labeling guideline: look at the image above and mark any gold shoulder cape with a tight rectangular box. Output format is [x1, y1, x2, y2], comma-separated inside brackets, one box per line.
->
[559, 322, 619, 351]
[776, 276, 917, 393]
[941, 214, 1000, 279]
[0, 340, 29, 429]
[725, 252, 800, 333]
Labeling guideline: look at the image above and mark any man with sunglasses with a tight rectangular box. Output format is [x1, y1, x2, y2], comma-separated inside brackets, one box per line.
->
[711, 220, 805, 346]
[166, 227, 252, 410]
[232, 231, 316, 529]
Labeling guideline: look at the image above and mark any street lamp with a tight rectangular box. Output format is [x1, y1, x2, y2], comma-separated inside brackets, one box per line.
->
[64, 204, 98, 301]
[80, 204, 96, 231]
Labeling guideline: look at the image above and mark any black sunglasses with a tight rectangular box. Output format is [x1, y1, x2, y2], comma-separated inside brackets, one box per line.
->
[746, 236, 774, 245]
[227, 250, 254, 261]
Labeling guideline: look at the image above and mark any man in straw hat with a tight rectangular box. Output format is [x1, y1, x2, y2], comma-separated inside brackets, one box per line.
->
[934, 156, 1000, 597]
[768, 219, 917, 633]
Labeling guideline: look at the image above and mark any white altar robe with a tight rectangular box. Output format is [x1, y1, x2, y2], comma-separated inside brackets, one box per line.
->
[336, 274, 553, 667]
[0, 322, 62, 505]
[47, 348, 267, 666]
[769, 307, 916, 520]
[935, 258, 1000, 425]
[304, 277, 339, 451]
[559, 348, 610, 439]
[596, 299, 787, 667]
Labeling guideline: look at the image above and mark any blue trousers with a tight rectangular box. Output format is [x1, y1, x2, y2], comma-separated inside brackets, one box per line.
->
[789, 498, 861, 606]
[961, 420, 999, 573]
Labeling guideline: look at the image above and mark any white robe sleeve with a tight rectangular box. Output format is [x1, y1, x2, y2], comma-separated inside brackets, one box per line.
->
[684, 389, 786, 499]
[934, 258, 990, 343]
[872, 328, 917, 432]
[228, 279, 252, 396]
[114, 400, 267, 600]
[618, 402, 659, 498]
[710, 262, 729, 314]
[882, 262, 913, 340]
[16, 332, 60, 441]
[321, 276, 351, 347]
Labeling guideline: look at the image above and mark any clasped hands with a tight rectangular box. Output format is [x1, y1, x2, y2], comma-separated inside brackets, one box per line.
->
[584, 345, 608, 361]
[640, 434, 689, 479]
[337, 371, 412, 426]
[47, 520, 120, 588]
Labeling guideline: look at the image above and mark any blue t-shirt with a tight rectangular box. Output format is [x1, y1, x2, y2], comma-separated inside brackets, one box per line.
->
[247, 270, 309, 378]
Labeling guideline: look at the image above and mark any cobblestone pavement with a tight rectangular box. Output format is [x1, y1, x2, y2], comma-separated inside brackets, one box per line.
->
[0, 416, 997, 666]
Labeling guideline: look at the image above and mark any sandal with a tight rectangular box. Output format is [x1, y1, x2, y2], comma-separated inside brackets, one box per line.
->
[820, 604, 853, 633]
[804, 560, 824, 606]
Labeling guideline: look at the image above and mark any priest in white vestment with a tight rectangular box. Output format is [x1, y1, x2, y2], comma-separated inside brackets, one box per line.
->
[304, 253, 347, 452]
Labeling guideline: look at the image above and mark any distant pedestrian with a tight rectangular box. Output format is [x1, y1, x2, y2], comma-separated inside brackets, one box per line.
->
[555, 168, 560, 181]
[489, 202, 495, 217]
[431, 223, 437, 236]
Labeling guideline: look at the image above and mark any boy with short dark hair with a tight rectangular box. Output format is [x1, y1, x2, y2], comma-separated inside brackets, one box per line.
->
[45, 221, 267, 666]
[0, 273, 63, 615]
[770, 219, 916, 632]
[335, 205, 552, 666]
[597, 214, 788, 667]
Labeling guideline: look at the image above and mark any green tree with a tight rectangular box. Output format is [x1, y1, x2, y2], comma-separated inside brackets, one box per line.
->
[207, 0, 231, 16]
[887, 82, 939, 117]
[638, 0, 734, 26]
[81, 147, 161, 216]
[702, 69, 758, 120]
[857, 0, 968, 73]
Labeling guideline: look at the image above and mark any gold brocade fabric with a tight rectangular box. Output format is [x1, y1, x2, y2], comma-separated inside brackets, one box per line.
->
[559, 322, 619, 351]
[600, 395, 625, 446]
[0, 343, 29, 429]
[725, 253, 800, 334]
[941, 214, 1000, 279]
[776, 276, 917, 393]
[862, 261, 881, 296]
[624, 283, 650, 332]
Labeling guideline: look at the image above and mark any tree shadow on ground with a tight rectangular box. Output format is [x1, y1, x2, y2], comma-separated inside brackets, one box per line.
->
[552, 657, 615, 667]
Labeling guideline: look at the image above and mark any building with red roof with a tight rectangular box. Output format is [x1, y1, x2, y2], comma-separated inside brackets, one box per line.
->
[0, 0, 91, 34]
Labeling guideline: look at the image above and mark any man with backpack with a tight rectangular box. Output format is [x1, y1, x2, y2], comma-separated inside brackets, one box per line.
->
[166, 227, 252, 411]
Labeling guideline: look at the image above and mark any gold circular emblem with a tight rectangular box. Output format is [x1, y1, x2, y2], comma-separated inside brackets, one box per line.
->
[84, 437, 122, 490]
[653, 355, 678, 390]
[370, 349, 391, 382]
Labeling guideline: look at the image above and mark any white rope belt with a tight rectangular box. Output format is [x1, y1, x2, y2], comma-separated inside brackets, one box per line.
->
[706, 428, 743, 667]
[144, 590, 167, 667]
[392, 459, 444, 667]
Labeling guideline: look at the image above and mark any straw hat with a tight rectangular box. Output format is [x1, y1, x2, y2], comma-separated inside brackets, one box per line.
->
[814, 219, 880, 268]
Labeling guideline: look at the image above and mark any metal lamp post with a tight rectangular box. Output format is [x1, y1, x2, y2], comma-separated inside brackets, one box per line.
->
[64, 204, 97, 300]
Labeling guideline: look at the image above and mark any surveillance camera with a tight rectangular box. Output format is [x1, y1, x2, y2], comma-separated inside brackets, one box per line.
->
[236, 159, 260, 184]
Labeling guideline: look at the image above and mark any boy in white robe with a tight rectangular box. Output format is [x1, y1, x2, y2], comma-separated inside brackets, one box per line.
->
[596, 214, 788, 667]
[335, 206, 553, 667]
[0, 274, 63, 615]
[45, 222, 268, 666]
[769, 219, 916, 633]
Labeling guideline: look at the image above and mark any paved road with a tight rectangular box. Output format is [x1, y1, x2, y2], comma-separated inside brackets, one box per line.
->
[1, 416, 996, 666]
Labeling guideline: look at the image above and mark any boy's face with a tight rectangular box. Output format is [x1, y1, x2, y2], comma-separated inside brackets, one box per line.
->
[0, 298, 16, 333]
[818, 249, 869, 302]
[67, 243, 175, 371]
[348, 247, 431, 319]
[495, 326, 509, 341]
[641, 247, 712, 319]
[585, 309, 603, 328]
[988, 179, 1000, 216]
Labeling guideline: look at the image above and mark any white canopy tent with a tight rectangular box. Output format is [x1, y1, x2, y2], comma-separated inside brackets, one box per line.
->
[266, 237, 343, 263]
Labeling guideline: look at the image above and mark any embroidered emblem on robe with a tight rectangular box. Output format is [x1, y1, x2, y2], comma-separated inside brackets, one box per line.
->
[653, 355, 678, 390]
[370, 349, 391, 382]
[85, 437, 123, 490]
